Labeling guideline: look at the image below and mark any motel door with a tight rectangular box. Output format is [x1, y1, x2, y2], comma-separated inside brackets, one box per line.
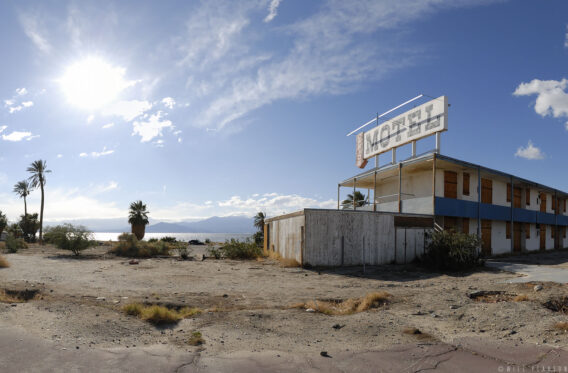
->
[481, 220, 491, 256]
[513, 223, 521, 253]
[540, 225, 546, 251]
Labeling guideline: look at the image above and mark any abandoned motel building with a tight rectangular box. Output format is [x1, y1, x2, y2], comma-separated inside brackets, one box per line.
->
[263, 96, 568, 267]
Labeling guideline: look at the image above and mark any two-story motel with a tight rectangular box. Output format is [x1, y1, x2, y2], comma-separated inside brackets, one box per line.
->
[264, 95, 568, 266]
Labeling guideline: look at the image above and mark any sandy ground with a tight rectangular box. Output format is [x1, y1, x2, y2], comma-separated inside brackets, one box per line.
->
[1, 244, 568, 368]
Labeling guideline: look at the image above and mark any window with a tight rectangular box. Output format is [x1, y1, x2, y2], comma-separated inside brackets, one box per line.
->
[481, 178, 492, 204]
[444, 171, 457, 199]
[463, 173, 470, 196]
[540, 193, 547, 213]
[506, 221, 511, 239]
[525, 223, 530, 239]
[513, 187, 521, 208]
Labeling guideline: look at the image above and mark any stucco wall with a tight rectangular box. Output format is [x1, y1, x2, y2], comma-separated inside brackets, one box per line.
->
[491, 220, 511, 255]
[525, 223, 539, 251]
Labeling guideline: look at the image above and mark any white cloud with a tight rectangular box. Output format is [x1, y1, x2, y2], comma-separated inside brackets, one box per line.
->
[19, 13, 52, 53]
[161, 97, 176, 109]
[57, 154, 63, 158]
[4, 88, 34, 114]
[103, 100, 152, 122]
[79, 146, 115, 158]
[4, 99, 14, 107]
[9, 106, 22, 114]
[264, 0, 282, 23]
[514, 140, 545, 160]
[87, 114, 95, 123]
[22, 101, 33, 107]
[132, 111, 173, 142]
[91, 181, 118, 194]
[177, 0, 497, 130]
[2, 131, 37, 142]
[513, 78, 568, 126]
[0, 125, 6, 134]
[102, 122, 115, 129]
[16, 88, 28, 96]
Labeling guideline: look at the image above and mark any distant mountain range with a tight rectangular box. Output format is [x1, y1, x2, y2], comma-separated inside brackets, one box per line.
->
[44, 215, 255, 233]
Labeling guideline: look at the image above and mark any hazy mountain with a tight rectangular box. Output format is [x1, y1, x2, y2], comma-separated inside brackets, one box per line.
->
[45, 215, 255, 233]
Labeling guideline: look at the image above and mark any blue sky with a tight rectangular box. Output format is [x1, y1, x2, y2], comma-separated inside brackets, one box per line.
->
[0, 0, 567, 222]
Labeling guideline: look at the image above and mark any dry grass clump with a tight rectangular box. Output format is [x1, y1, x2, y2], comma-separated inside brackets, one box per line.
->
[514, 294, 530, 302]
[0, 255, 9, 268]
[263, 250, 300, 267]
[294, 291, 391, 315]
[122, 303, 201, 325]
[0, 242, 6, 251]
[554, 322, 568, 332]
[0, 289, 39, 303]
[188, 331, 205, 346]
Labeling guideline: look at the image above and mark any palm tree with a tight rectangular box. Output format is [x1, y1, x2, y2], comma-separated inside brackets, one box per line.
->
[27, 160, 51, 244]
[13, 180, 32, 216]
[253, 212, 266, 232]
[341, 191, 366, 209]
[128, 200, 150, 240]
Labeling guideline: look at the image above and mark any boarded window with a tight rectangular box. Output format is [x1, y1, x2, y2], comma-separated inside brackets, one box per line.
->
[507, 183, 511, 202]
[540, 193, 547, 213]
[525, 223, 530, 239]
[506, 221, 511, 239]
[526, 189, 530, 206]
[462, 218, 469, 234]
[463, 173, 470, 196]
[481, 178, 492, 204]
[444, 171, 457, 199]
[513, 187, 521, 208]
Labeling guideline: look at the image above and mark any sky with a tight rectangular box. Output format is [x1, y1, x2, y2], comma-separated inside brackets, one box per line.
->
[0, 0, 567, 223]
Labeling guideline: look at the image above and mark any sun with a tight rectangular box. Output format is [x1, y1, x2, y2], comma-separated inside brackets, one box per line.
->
[59, 57, 134, 110]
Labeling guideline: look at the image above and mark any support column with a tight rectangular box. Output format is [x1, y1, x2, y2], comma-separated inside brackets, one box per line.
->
[510, 176, 514, 254]
[375, 154, 379, 168]
[337, 184, 340, 210]
[373, 170, 377, 212]
[432, 153, 437, 215]
[353, 178, 357, 211]
[435, 132, 441, 153]
[477, 167, 481, 242]
[392, 148, 396, 164]
[398, 163, 402, 213]
[411, 141, 416, 158]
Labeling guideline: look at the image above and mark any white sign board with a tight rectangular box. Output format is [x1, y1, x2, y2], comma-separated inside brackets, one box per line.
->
[362, 96, 448, 160]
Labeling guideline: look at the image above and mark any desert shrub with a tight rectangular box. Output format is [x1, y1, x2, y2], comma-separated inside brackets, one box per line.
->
[147, 238, 159, 243]
[207, 244, 223, 259]
[18, 214, 39, 243]
[176, 244, 192, 260]
[5, 234, 27, 253]
[0, 255, 9, 268]
[252, 231, 263, 247]
[44, 224, 95, 256]
[421, 230, 481, 271]
[219, 238, 262, 260]
[111, 235, 171, 258]
[204, 238, 211, 244]
[188, 331, 204, 346]
[295, 292, 391, 315]
[6, 223, 23, 238]
[160, 236, 177, 243]
[0, 210, 7, 237]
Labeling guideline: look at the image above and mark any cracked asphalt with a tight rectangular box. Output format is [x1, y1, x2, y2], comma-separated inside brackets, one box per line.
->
[2, 326, 567, 372]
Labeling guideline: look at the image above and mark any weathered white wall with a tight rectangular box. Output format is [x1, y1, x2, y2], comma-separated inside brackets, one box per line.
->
[492, 180, 509, 208]
[491, 220, 511, 255]
[434, 168, 479, 202]
[545, 225, 554, 250]
[303, 210, 397, 266]
[268, 214, 305, 263]
[525, 188, 540, 211]
[395, 228, 427, 264]
[525, 223, 539, 251]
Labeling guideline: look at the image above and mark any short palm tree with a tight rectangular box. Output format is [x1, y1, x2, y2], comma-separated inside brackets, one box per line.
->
[128, 200, 150, 240]
[341, 191, 366, 209]
[13, 180, 32, 216]
[27, 160, 51, 244]
[254, 212, 266, 232]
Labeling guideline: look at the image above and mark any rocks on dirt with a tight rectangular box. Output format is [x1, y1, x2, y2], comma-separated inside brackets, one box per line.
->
[533, 285, 543, 292]
[320, 351, 331, 358]
[332, 324, 344, 330]
[129, 260, 139, 265]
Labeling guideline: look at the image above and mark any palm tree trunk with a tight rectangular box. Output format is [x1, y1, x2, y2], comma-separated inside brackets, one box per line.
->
[24, 196, 27, 216]
[39, 182, 44, 245]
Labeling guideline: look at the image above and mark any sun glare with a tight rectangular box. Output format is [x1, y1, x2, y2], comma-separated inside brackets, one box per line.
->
[59, 57, 134, 110]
